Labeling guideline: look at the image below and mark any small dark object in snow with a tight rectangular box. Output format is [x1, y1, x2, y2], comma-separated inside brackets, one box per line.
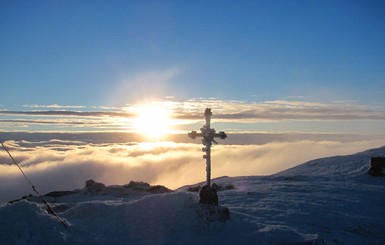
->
[125, 181, 150, 189]
[187, 185, 201, 192]
[85, 179, 106, 193]
[368, 157, 385, 177]
[199, 185, 218, 205]
[147, 185, 173, 194]
[44, 191, 76, 197]
[8, 194, 31, 204]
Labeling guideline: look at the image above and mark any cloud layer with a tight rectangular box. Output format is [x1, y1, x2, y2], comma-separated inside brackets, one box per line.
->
[1, 134, 384, 202]
[4, 99, 385, 120]
[1, 99, 385, 133]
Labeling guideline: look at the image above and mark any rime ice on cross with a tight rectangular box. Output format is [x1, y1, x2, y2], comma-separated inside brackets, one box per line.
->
[188, 108, 227, 187]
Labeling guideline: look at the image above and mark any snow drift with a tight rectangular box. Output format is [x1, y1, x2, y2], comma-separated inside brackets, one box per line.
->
[1, 146, 385, 244]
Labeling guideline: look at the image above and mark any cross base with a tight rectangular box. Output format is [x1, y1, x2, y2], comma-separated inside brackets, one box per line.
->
[199, 185, 219, 205]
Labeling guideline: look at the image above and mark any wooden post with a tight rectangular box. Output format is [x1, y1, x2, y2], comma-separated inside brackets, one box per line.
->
[188, 108, 227, 191]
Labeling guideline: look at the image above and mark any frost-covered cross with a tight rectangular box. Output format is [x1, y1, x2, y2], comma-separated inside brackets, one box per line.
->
[188, 108, 227, 187]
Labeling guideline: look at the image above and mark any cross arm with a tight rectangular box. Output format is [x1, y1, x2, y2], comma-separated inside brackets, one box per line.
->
[188, 130, 227, 140]
[214, 131, 227, 140]
[188, 130, 203, 139]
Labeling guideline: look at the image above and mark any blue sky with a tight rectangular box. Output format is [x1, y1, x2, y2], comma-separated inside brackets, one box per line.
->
[2, 1, 385, 199]
[1, 0, 385, 134]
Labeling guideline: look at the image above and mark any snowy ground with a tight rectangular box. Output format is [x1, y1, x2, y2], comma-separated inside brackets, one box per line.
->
[1, 146, 385, 244]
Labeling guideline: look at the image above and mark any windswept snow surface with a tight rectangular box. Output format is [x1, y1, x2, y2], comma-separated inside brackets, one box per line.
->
[1, 146, 385, 244]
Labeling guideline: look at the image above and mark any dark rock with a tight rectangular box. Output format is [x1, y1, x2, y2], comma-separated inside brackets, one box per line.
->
[211, 183, 222, 191]
[371, 157, 385, 167]
[147, 185, 173, 194]
[44, 191, 75, 197]
[124, 181, 150, 189]
[187, 185, 201, 192]
[84, 179, 106, 194]
[368, 157, 385, 177]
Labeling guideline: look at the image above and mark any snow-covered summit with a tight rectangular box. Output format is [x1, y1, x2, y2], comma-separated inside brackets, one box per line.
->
[1, 146, 385, 244]
[274, 145, 385, 181]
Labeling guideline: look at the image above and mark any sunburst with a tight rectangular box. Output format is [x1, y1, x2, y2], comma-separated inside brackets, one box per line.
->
[133, 103, 172, 139]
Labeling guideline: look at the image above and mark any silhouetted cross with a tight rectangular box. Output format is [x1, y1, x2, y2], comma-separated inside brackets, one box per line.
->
[188, 108, 227, 187]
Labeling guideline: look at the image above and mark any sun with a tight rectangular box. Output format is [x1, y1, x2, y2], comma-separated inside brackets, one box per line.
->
[134, 104, 172, 139]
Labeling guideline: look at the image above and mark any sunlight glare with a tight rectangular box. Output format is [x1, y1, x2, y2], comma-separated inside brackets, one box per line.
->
[134, 104, 172, 139]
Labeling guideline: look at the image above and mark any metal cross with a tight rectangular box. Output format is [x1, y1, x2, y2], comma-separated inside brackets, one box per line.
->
[188, 108, 227, 187]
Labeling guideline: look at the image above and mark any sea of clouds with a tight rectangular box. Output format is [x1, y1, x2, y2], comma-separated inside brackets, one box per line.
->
[1, 132, 385, 202]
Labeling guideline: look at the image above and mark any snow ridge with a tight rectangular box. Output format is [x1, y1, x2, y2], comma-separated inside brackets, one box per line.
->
[1, 146, 385, 244]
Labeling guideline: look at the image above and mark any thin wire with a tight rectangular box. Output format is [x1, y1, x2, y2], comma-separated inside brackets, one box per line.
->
[0, 141, 69, 228]
[1, 142, 38, 194]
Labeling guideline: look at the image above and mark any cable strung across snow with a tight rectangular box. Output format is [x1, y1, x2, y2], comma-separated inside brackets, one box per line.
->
[0, 141, 69, 228]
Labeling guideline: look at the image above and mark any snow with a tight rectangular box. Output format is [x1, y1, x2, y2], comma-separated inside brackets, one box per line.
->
[1, 146, 385, 244]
